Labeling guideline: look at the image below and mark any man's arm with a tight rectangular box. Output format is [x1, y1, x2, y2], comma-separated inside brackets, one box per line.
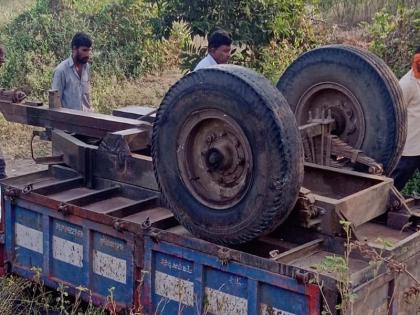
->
[52, 68, 65, 100]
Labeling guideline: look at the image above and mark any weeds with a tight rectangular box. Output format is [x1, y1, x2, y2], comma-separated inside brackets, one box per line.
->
[311, 221, 420, 314]
[0, 269, 128, 314]
[317, 0, 420, 26]
[311, 221, 356, 314]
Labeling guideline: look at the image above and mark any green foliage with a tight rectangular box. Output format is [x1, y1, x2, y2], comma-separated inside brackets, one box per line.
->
[0, 0, 167, 102]
[312, 220, 356, 314]
[148, 0, 309, 53]
[91, 0, 162, 78]
[0, 0, 327, 105]
[65, 0, 117, 13]
[402, 170, 420, 196]
[162, 1, 326, 78]
[366, 6, 419, 78]
[256, 7, 326, 82]
[151, 0, 303, 40]
[162, 20, 197, 71]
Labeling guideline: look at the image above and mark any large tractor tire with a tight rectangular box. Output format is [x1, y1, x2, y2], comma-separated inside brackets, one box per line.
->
[152, 65, 304, 245]
[277, 45, 406, 175]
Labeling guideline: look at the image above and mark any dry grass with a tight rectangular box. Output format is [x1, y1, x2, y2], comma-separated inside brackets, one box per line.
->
[327, 27, 370, 50]
[92, 69, 182, 114]
[0, 273, 108, 315]
[319, 0, 420, 27]
[0, 119, 37, 159]
[0, 0, 36, 28]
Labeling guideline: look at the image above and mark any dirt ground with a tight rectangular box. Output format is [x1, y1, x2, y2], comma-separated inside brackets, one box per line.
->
[4, 158, 46, 177]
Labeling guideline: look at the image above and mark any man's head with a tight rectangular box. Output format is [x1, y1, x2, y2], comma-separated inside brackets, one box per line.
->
[413, 46, 420, 79]
[71, 32, 92, 65]
[0, 45, 5, 68]
[208, 29, 232, 65]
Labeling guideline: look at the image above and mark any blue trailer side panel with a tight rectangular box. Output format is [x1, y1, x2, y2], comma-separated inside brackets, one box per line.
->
[11, 206, 44, 269]
[4, 199, 137, 308]
[143, 237, 321, 315]
[91, 231, 134, 304]
[51, 219, 85, 285]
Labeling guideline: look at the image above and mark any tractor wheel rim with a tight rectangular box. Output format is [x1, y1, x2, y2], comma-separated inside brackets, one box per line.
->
[296, 82, 366, 149]
[177, 109, 253, 209]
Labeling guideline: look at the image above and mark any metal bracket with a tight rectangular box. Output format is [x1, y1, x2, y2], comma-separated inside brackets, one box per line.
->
[294, 189, 326, 231]
[136, 108, 157, 122]
[141, 217, 151, 230]
[31, 130, 64, 165]
[113, 219, 126, 232]
[57, 203, 70, 216]
[217, 247, 231, 265]
[4, 186, 20, 200]
[387, 187, 420, 230]
[295, 270, 311, 284]
[22, 184, 33, 194]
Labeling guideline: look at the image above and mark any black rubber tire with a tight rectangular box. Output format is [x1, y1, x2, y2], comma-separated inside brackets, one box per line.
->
[277, 45, 406, 175]
[152, 65, 304, 245]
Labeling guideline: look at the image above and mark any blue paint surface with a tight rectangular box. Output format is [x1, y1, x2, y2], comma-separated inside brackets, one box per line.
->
[51, 219, 85, 286]
[15, 206, 42, 230]
[205, 267, 248, 298]
[5, 201, 135, 307]
[155, 252, 194, 280]
[91, 231, 134, 305]
[13, 206, 43, 269]
[152, 252, 195, 315]
[260, 282, 309, 314]
[144, 238, 320, 315]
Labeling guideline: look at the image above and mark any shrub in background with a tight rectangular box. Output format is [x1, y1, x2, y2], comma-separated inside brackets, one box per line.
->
[366, 6, 419, 78]
[0, 0, 168, 103]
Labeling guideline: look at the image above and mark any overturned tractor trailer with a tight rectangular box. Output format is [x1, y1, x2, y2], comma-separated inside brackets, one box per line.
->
[0, 45, 418, 314]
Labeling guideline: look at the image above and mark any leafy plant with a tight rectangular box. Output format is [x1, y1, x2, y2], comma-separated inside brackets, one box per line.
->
[0, 0, 169, 101]
[148, 0, 308, 57]
[366, 6, 419, 78]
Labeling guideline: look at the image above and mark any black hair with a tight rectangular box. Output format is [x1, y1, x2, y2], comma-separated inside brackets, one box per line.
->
[71, 32, 92, 49]
[208, 29, 232, 49]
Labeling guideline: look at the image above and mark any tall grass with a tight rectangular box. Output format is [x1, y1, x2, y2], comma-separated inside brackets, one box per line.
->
[0, 0, 36, 29]
[318, 0, 420, 26]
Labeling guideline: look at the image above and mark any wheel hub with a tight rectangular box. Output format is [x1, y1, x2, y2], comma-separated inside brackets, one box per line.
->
[177, 109, 253, 209]
[296, 82, 365, 149]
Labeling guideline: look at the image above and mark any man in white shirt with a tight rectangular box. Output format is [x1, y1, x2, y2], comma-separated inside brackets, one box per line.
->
[194, 29, 232, 71]
[391, 47, 420, 190]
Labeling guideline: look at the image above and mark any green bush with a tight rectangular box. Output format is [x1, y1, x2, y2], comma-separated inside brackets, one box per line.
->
[0, 0, 327, 110]
[256, 6, 326, 82]
[164, 1, 326, 76]
[148, 0, 310, 57]
[0, 0, 168, 102]
[366, 6, 419, 78]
